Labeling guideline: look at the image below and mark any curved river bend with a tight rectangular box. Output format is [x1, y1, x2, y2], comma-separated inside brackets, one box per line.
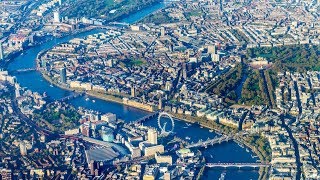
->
[8, 3, 259, 179]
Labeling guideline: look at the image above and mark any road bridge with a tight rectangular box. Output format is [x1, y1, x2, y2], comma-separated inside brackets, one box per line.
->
[206, 162, 270, 168]
[11, 68, 38, 73]
[133, 111, 160, 124]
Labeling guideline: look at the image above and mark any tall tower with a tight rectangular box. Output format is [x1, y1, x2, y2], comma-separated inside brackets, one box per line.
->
[60, 67, 66, 83]
[182, 63, 187, 80]
[147, 128, 158, 145]
[20, 141, 27, 156]
[15, 83, 20, 98]
[207, 45, 216, 54]
[131, 85, 136, 97]
[158, 97, 163, 110]
[0, 41, 4, 60]
[160, 27, 165, 36]
[53, 11, 61, 23]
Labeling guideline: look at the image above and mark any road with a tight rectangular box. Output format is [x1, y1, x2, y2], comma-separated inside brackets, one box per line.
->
[280, 114, 302, 180]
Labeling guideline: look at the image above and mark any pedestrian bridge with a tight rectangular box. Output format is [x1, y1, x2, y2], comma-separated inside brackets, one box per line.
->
[185, 135, 232, 148]
[109, 22, 130, 26]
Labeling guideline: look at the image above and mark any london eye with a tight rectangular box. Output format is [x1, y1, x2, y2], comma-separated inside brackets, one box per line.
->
[157, 112, 175, 135]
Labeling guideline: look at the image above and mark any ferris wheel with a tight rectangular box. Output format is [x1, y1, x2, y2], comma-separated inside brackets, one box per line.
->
[157, 112, 175, 135]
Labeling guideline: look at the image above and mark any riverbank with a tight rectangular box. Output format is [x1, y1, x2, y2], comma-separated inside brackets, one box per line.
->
[41, 72, 158, 112]
[3, 26, 103, 70]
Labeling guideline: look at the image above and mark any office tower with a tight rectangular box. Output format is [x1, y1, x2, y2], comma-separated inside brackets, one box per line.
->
[158, 97, 163, 110]
[20, 141, 27, 156]
[182, 63, 187, 79]
[131, 85, 136, 97]
[60, 67, 66, 83]
[15, 83, 20, 98]
[208, 45, 216, 54]
[0, 42, 4, 60]
[89, 160, 95, 176]
[53, 11, 61, 23]
[160, 27, 165, 36]
[165, 81, 172, 92]
[211, 53, 220, 62]
[169, 44, 173, 52]
[147, 128, 158, 145]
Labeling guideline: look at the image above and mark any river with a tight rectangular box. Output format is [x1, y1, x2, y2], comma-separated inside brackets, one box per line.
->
[7, 2, 260, 179]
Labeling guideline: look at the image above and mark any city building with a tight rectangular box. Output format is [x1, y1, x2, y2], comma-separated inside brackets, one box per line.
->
[147, 128, 157, 145]
[60, 67, 66, 83]
[0, 42, 3, 60]
[0, 169, 12, 180]
[100, 127, 114, 142]
[53, 11, 61, 23]
[20, 141, 27, 156]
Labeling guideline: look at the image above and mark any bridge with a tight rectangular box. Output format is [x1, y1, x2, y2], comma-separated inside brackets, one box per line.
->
[11, 68, 38, 73]
[185, 135, 232, 148]
[10, 68, 43, 73]
[109, 22, 130, 27]
[206, 163, 270, 168]
[58, 92, 84, 102]
[133, 111, 160, 124]
[47, 92, 84, 106]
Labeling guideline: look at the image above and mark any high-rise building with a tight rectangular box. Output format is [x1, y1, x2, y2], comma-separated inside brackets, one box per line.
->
[211, 53, 220, 62]
[15, 83, 20, 98]
[160, 27, 165, 36]
[0, 41, 4, 60]
[207, 45, 216, 54]
[165, 81, 172, 92]
[182, 63, 187, 79]
[147, 128, 158, 145]
[20, 141, 27, 156]
[60, 67, 66, 83]
[131, 85, 136, 97]
[89, 160, 95, 176]
[53, 11, 61, 23]
[158, 97, 163, 110]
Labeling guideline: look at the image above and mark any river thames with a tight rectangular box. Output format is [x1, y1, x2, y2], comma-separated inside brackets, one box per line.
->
[7, 2, 260, 179]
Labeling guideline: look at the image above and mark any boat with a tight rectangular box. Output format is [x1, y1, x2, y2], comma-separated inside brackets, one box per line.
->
[218, 172, 226, 180]
[185, 136, 191, 140]
[210, 154, 213, 158]
[183, 126, 188, 128]
[209, 129, 213, 132]
[186, 123, 192, 126]
[246, 148, 249, 152]
[238, 143, 244, 148]
[49, 84, 53, 87]
[85, 98, 90, 101]
[92, 100, 95, 103]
